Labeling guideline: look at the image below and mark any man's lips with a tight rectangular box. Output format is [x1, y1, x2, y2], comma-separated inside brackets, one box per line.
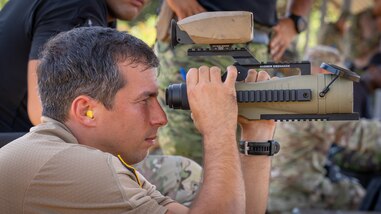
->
[130, 0, 145, 9]
[145, 136, 156, 144]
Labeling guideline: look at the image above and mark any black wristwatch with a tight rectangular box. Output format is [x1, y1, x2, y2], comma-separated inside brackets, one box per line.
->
[239, 140, 280, 156]
[288, 14, 308, 33]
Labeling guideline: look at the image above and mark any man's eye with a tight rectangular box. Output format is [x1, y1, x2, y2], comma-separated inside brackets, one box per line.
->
[141, 98, 149, 104]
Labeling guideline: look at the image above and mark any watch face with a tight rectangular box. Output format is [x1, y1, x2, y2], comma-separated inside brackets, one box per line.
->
[297, 18, 307, 33]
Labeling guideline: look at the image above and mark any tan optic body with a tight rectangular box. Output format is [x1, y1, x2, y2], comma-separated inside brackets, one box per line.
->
[236, 74, 354, 120]
[177, 11, 253, 44]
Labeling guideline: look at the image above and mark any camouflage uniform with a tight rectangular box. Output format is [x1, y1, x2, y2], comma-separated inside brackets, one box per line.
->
[344, 8, 381, 68]
[155, 41, 268, 164]
[330, 120, 381, 173]
[318, 23, 345, 54]
[135, 154, 202, 206]
[268, 121, 372, 214]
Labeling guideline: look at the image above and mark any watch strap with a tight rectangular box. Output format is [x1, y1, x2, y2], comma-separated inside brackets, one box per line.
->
[288, 14, 307, 33]
[239, 140, 280, 156]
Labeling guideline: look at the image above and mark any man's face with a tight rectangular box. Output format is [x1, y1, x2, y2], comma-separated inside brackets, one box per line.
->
[106, 0, 146, 21]
[96, 62, 167, 164]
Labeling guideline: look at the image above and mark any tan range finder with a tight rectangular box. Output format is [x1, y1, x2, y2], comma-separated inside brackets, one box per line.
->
[166, 11, 360, 121]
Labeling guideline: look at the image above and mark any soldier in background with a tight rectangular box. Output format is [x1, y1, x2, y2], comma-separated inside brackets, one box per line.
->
[268, 46, 366, 213]
[318, 11, 350, 55]
[344, 0, 381, 70]
[269, 122, 367, 213]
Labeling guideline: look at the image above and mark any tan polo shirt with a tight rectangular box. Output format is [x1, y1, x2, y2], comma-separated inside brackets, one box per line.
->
[0, 117, 173, 213]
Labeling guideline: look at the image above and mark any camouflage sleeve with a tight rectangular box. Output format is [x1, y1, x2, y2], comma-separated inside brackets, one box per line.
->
[268, 122, 365, 213]
[134, 155, 202, 207]
[345, 10, 381, 59]
[331, 120, 381, 172]
[318, 24, 337, 47]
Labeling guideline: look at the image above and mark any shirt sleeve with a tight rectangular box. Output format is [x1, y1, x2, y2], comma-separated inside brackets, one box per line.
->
[28, 0, 108, 59]
[110, 156, 175, 214]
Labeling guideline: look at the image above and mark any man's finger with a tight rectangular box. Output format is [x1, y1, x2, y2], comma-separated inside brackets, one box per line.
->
[257, 71, 270, 82]
[186, 68, 198, 87]
[225, 66, 238, 87]
[245, 69, 258, 82]
[198, 66, 210, 83]
[269, 29, 280, 49]
[210, 66, 222, 83]
[273, 45, 286, 62]
[270, 43, 281, 59]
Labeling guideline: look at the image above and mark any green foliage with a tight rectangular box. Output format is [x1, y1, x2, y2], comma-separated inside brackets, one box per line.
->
[0, 0, 8, 9]
[117, 15, 157, 47]
[117, 0, 160, 47]
[297, 0, 346, 57]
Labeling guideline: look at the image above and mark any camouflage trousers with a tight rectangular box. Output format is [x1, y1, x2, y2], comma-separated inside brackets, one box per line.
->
[134, 155, 202, 206]
[268, 121, 366, 213]
[155, 41, 268, 164]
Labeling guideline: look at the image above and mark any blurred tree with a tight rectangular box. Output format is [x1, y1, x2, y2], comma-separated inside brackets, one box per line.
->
[129, 0, 160, 25]
[117, 0, 160, 46]
[0, 0, 8, 9]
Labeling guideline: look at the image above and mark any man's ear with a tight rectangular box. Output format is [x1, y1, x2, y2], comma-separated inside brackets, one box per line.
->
[69, 95, 99, 127]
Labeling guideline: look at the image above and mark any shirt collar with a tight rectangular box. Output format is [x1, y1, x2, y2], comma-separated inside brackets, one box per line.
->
[30, 116, 79, 145]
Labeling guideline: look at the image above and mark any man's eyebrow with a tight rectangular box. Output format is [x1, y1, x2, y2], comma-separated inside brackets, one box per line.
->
[137, 91, 159, 98]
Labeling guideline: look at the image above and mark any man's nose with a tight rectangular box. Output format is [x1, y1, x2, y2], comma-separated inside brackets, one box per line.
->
[151, 100, 168, 127]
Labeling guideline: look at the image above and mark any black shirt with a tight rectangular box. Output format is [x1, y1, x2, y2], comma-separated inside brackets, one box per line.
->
[197, 0, 278, 27]
[0, 0, 109, 132]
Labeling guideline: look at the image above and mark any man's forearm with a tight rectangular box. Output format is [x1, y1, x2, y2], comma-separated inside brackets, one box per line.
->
[240, 122, 275, 214]
[287, 0, 313, 16]
[190, 133, 245, 213]
[185, 66, 244, 213]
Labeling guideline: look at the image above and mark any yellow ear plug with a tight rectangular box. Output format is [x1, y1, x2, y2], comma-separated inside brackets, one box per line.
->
[86, 110, 94, 119]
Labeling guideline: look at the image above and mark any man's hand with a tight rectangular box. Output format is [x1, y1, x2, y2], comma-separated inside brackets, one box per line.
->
[185, 66, 245, 213]
[238, 69, 276, 140]
[270, 18, 298, 62]
[166, 0, 206, 20]
[186, 66, 238, 137]
[270, 0, 313, 62]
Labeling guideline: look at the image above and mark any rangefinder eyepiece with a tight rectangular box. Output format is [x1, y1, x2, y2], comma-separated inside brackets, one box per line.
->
[165, 83, 189, 109]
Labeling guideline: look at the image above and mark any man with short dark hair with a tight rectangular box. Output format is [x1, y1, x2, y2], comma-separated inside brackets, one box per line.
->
[0, 0, 147, 132]
[0, 0, 204, 204]
[0, 27, 275, 213]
